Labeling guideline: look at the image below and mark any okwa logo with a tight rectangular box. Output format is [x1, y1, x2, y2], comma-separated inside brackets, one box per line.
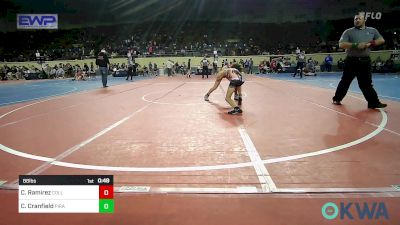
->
[321, 202, 389, 220]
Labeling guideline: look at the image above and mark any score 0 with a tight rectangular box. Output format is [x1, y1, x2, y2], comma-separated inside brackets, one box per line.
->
[99, 185, 113, 199]
[99, 185, 114, 213]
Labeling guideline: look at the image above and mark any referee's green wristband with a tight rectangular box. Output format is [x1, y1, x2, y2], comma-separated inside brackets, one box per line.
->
[351, 43, 358, 48]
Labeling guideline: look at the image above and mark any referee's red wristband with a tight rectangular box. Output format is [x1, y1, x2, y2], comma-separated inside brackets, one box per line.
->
[369, 40, 376, 47]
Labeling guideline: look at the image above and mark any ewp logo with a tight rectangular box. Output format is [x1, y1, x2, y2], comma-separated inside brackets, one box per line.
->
[17, 14, 58, 30]
[322, 202, 389, 220]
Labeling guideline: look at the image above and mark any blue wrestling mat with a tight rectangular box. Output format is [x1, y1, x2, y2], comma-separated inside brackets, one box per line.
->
[257, 72, 400, 102]
[0, 76, 152, 106]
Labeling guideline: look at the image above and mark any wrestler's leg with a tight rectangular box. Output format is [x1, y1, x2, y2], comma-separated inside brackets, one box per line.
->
[225, 86, 238, 108]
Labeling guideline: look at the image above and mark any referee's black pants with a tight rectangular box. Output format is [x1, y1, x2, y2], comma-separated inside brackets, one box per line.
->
[202, 66, 208, 78]
[333, 57, 380, 105]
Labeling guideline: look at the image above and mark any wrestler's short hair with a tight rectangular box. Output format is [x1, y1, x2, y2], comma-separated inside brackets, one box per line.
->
[230, 63, 243, 72]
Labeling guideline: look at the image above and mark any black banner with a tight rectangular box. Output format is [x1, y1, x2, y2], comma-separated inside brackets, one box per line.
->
[19, 175, 113, 185]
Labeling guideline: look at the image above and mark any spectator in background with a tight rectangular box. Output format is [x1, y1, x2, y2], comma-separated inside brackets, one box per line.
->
[213, 58, 218, 74]
[385, 57, 394, 73]
[0, 65, 6, 80]
[153, 63, 158, 76]
[248, 58, 253, 74]
[56, 66, 65, 79]
[126, 53, 134, 81]
[166, 59, 174, 76]
[148, 62, 153, 76]
[258, 62, 266, 74]
[293, 51, 306, 78]
[83, 63, 89, 75]
[374, 56, 383, 72]
[270, 59, 277, 73]
[181, 62, 187, 75]
[72, 65, 86, 81]
[66, 64, 74, 78]
[223, 59, 228, 68]
[49, 66, 57, 79]
[295, 47, 301, 54]
[89, 62, 96, 78]
[174, 61, 180, 74]
[96, 49, 110, 87]
[324, 54, 333, 72]
[337, 58, 344, 70]
[244, 59, 249, 73]
[186, 58, 191, 78]
[201, 56, 209, 78]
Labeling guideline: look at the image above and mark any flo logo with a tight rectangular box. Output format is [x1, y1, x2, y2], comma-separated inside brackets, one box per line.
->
[364, 12, 382, 20]
[321, 202, 389, 220]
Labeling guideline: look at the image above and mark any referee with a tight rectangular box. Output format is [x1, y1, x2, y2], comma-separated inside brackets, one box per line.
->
[332, 11, 387, 109]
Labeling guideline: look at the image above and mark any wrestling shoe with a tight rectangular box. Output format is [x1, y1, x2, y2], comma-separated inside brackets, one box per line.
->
[332, 100, 342, 105]
[368, 102, 387, 109]
[228, 107, 242, 115]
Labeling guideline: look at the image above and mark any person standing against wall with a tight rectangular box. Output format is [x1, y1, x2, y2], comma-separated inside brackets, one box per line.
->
[201, 56, 210, 79]
[186, 58, 191, 78]
[96, 49, 110, 88]
[324, 54, 333, 72]
[293, 51, 306, 78]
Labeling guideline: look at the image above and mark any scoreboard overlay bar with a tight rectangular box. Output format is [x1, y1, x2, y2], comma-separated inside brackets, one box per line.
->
[18, 175, 114, 213]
